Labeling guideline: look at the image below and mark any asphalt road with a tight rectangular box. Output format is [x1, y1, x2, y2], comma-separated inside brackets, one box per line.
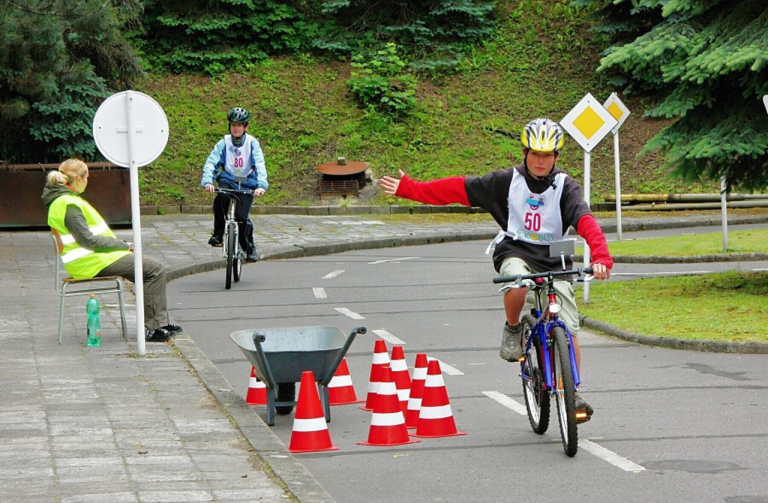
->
[168, 233, 768, 503]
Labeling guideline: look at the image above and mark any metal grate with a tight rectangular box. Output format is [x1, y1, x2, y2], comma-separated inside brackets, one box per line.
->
[319, 180, 359, 198]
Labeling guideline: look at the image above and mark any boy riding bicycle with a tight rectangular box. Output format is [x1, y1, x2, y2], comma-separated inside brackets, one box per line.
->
[201, 106, 268, 263]
[381, 118, 613, 420]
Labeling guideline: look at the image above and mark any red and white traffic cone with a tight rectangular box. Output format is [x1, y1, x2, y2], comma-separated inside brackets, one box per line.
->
[245, 367, 267, 406]
[360, 339, 390, 411]
[288, 371, 339, 453]
[358, 365, 419, 447]
[413, 359, 467, 438]
[328, 358, 363, 405]
[405, 353, 428, 429]
[389, 346, 411, 414]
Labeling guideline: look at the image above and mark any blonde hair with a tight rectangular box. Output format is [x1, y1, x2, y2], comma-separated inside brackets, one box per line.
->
[47, 159, 88, 186]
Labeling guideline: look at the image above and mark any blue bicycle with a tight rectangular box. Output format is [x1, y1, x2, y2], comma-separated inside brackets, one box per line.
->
[493, 265, 593, 457]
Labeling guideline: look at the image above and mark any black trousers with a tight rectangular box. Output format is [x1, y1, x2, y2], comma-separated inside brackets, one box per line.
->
[212, 181, 255, 253]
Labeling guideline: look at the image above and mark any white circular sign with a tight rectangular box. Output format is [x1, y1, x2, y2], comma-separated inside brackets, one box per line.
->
[92, 91, 169, 168]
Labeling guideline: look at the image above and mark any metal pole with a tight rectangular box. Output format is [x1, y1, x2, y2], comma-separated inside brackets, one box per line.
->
[583, 151, 591, 304]
[126, 91, 147, 356]
[720, 176, 728, 252]
[614, 131, 623, 240]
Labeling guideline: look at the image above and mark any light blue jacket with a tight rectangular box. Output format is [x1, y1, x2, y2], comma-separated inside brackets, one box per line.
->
[200, 133, 268, 190]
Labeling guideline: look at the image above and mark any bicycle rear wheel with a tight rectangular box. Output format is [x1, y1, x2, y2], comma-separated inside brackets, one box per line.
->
[520, 314, 549, 434]
[225, 222, 236, 290]
[552, 326, 578, 456]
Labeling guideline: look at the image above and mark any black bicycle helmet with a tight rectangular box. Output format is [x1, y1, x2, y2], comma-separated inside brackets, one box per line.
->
[227, 107, 251, 125]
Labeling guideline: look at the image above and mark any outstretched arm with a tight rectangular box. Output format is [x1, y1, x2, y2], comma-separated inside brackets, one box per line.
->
[381, 170, 470, 206]
[380, 170, 404, 195]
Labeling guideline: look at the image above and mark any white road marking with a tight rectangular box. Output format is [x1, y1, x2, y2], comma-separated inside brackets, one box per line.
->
[323, 270, 345, 279]
[580, 439, 646, 472]
[335, 308, 365, 320]
[313, 288, 327, 299]
[433, 359, 463, 376]
[483, 391, 527, 415]
[368, 257, 420, 264]
[372, 329, 406, 345]
[484, 391, 645, 472]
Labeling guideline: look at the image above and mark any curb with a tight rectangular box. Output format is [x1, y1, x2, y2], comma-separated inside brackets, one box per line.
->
[581, 316, 768, 354]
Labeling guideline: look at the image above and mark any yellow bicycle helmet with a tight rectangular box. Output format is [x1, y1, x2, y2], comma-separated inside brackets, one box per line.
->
[521, 118, 565, 153]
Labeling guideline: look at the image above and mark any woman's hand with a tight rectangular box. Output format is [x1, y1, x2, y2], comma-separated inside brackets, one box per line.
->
[204, 184, 216, 194]
[380, 170, 406, 196]
[254, 188, 266, 197]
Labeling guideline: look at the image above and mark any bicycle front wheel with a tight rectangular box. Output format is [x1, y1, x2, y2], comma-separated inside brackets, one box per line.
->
[233, 243, 242, 283]
[520, 314, 549, 434]
[225, 223, 236, 290]
[552, 326, 578, 456]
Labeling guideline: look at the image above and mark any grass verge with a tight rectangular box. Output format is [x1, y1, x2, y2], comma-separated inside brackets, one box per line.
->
[578, 271, 768, 344]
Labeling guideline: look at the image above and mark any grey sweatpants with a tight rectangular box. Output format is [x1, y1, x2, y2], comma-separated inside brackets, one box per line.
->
[98, 254, 175, 330]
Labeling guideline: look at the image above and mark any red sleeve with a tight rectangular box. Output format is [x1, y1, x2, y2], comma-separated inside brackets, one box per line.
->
[396, 174, 470, 206]
[576, 214, 614, 269]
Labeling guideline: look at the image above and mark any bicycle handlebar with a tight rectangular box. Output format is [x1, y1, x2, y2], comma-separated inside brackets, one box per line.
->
[492, 266, 593, 284]
[214, 187, 254, 196]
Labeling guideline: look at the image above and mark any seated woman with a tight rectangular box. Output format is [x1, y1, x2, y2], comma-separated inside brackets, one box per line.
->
[43, 159, 182, 342]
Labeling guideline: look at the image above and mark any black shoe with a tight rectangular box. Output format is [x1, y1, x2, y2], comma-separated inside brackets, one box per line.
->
[162, 324, 184, 336]
[208, 235, 222, 247]
[574, 394, 594, 424]
[246, 249, 258, 263]
[145, 327, 172, 343]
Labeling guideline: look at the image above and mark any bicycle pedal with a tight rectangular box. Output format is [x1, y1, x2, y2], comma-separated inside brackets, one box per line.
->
[575, 410, 592, 424]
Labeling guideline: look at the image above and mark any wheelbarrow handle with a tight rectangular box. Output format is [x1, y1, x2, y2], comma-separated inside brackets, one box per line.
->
[251, 332, 277, 389]
[320, 326, 366, 386]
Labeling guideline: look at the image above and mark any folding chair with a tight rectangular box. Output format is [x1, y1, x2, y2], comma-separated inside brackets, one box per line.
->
[51, 229, 128, 344]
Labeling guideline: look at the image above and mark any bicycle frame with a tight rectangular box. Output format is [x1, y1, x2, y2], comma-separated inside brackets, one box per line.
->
[524, 276, 581, 392]
[214, 186, 253, 289]
[217, 189, 247, 260]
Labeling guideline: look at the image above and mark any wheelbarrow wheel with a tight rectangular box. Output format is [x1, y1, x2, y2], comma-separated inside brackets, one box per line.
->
[276, 382, 296, 415]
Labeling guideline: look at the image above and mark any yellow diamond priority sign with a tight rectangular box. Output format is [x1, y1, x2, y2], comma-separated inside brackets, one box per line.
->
[560, 93, 618, 153]
[603, 92, 630, 134]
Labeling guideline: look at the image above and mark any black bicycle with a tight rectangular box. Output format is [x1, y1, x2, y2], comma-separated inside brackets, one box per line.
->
[214, 187, 253, 289]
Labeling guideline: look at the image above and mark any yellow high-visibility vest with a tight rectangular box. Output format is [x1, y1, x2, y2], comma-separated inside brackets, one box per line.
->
[48, 194, 130, 278]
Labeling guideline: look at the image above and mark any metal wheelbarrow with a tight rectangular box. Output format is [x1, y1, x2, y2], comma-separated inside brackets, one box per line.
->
[230, 326, 366, 426]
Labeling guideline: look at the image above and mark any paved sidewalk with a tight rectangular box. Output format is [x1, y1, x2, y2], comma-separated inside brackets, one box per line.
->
[2, 211, 767, 503]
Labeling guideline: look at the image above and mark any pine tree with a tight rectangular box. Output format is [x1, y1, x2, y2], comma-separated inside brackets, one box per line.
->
[0, 0, 143, 164]
[576, 0, 768, 191]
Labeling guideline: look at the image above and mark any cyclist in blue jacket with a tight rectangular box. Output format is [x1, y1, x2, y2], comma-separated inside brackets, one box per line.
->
[201, 106, 268, 262]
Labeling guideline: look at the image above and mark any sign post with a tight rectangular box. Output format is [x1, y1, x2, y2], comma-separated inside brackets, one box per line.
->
[560, 93, 617, 304]
[602, 93, 631, 240]
[93, 91, 169, 356]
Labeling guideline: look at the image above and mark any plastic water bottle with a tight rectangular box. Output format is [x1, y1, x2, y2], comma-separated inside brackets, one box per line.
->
[86, 295, 101, 347]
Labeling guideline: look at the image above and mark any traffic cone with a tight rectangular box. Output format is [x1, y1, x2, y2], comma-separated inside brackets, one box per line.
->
[358, 365, 419, 447]
[413, 359, 467, 438]
[328, 358, 363, 405]
[360, 339, 390, 411]
[389, 346, 411, 414]
[288, 371, 339, 453]
[405, 353, 428, 429]
[245, 367, 267, 405]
